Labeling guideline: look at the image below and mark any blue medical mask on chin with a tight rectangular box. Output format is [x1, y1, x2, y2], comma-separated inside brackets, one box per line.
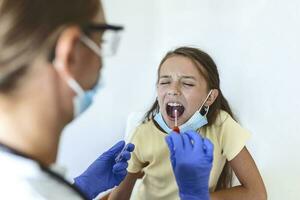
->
[154, 90, 213, 133]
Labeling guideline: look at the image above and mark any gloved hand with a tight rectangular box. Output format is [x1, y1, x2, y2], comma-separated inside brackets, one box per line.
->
[165, 131, 213, 200]
[74, 141, 135, 200]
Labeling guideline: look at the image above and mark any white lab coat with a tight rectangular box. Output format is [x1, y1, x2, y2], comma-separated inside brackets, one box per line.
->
[0, 150, 85, 200]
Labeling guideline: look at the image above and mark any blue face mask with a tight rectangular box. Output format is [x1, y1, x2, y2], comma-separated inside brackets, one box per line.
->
[66, 78, 100, 117]
[154, 90, 212, 133]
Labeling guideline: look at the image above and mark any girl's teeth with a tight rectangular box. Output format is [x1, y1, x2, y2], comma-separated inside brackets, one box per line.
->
[167, 102, 182, 106]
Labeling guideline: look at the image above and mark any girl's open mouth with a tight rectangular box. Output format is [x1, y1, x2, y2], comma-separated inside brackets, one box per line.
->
[166, 102, 185, 120]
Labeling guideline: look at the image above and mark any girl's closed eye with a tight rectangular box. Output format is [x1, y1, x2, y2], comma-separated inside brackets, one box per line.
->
[159, 79, 171, 85]
[182, 82, 195, 87]
[159, 81, 170, 85]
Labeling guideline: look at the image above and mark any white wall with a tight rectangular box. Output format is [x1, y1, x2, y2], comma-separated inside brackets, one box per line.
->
[58, 0, 300, 199]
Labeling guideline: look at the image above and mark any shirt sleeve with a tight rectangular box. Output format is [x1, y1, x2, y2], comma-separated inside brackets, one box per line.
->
[127, 127, 145, 173]
[219, 113, 251, 161]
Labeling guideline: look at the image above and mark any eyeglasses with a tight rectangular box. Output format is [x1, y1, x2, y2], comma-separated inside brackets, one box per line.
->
[81, 24, 124, 57]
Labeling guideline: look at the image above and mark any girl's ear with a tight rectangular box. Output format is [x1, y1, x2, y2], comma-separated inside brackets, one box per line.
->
[206, 89, 219, 106]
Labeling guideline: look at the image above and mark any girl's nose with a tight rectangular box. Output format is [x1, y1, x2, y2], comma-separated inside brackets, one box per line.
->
[167, 83, 181, 96]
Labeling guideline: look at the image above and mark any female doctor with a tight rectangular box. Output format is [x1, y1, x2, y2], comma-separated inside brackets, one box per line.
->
[0, 0, 213, 199]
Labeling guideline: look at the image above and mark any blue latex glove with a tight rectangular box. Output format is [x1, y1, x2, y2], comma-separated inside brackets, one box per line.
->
[165, 131, 213, 200]
[74, 141, 135, 200]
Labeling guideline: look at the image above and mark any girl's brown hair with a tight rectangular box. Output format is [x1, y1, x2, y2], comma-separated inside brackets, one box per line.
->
[144, 46, 235, 190]
[0, 0, 100, 91]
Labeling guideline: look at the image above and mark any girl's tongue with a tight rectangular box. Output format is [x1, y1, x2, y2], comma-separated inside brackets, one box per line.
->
[166, 104, 184, 119]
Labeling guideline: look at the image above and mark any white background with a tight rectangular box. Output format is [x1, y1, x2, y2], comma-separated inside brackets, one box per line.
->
[58, 0, 300, 199]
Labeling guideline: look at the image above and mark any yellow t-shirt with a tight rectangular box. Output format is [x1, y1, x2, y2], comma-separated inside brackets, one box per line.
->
[127, 110, 251, 200]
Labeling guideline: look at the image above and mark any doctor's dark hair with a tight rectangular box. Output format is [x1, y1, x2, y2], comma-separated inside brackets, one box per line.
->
[143, 46, 235, 190]
[0, 0, 100, 92]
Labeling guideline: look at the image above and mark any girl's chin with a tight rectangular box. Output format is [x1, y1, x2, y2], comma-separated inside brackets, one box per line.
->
[163, 115, 183, 128]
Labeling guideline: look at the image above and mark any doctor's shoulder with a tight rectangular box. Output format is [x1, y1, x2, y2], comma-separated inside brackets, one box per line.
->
[0, 151, 83, 199]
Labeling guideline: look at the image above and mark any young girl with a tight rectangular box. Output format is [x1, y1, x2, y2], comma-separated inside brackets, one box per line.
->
[109, 47, 267, 200]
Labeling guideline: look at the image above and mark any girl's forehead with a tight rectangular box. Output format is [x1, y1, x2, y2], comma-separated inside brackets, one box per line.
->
[159, 56, 203, 76]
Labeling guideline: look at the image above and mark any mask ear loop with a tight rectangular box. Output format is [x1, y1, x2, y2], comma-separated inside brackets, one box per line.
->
[53, 60, 85, 96]
[198, 90, 213, 116]
[202, 105, 210, 116]
[80, 34, 102, 57]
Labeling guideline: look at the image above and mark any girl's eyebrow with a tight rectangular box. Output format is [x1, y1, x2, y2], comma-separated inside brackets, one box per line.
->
[159, 75, 197, 80]
[159, 75, 171, 79]
[180, 76, 196, 80]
